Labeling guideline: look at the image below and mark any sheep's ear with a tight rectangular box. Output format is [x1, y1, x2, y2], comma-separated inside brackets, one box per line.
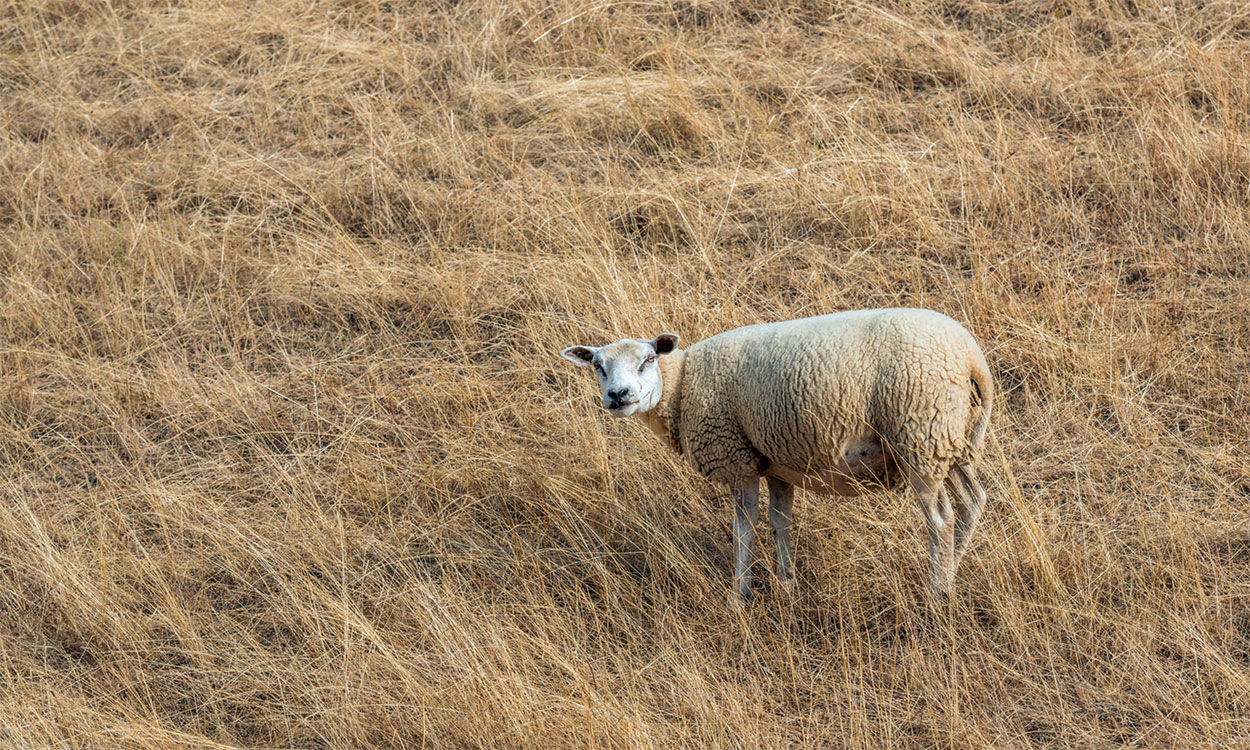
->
[561, 345, 598, 367]
[652, 333, 679, 355]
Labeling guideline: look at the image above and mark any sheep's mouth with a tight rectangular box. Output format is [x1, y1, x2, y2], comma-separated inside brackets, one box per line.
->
[606, 400, 639, 416]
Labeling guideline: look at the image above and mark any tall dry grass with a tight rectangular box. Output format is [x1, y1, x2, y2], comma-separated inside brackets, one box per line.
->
[0, 0, 1248, 746]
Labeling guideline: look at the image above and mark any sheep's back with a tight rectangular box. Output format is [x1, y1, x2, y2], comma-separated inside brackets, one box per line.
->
[680, 309, 978, 479]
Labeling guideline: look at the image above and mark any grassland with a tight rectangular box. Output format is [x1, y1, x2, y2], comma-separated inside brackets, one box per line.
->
[1, 0, 1249, 746]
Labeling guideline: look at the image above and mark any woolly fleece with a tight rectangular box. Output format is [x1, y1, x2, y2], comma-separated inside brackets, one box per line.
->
[643, 308, 993, 488]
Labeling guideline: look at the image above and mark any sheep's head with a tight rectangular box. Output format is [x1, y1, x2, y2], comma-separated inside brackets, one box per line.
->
[560, 334, 679, 418]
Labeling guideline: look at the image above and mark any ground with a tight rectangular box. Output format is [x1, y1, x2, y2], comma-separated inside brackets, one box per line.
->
[1, 0, 1249, 747]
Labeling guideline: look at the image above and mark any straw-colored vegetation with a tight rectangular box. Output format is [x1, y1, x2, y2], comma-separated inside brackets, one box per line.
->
[1, 0, 1248, 746]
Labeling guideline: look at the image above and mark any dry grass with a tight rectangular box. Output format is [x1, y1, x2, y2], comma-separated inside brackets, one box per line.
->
[1, 0, 1249, 746]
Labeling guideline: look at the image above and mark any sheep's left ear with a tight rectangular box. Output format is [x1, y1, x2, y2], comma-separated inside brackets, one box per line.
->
[561, 345, 598, 367]
[652, 333, 679, 355]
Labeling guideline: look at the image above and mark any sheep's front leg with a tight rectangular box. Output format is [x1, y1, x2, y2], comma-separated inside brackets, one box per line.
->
[731, 478, 761, 602]
[911, 474, 955, 599]
[766, 476, 795, 595]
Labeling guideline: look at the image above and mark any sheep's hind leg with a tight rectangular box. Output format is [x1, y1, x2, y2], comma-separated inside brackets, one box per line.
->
[948, 462, 987, 563]
[911, 474, 955, 599]
[766, 476, 796, 596]
[731, 478, 761, 604]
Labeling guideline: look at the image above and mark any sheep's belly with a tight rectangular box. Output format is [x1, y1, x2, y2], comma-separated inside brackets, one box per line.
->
[765, 437, 898, 497]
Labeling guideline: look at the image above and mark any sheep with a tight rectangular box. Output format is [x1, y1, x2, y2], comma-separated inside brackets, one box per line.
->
[560, 308, 993, 602]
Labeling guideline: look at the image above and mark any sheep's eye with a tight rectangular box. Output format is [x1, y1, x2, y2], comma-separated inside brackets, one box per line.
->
[593, 363, 605, 375]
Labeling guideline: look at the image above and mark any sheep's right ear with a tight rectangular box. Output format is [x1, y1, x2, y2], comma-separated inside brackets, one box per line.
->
[561, 345, 597, 367]
[652, 333, 679, 355]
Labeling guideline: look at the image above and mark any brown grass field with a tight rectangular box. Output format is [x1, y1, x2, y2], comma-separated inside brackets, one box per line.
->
[1, 0, 1249, 746]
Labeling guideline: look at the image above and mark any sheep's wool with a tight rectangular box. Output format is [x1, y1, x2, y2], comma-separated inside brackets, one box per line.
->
[648, 308, 992, 487]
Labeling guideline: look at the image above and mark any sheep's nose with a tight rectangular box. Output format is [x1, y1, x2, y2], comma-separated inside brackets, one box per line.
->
[606, 388, 630, 406]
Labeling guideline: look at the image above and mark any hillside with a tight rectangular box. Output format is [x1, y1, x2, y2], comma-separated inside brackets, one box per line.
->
[1, 0, 1249, 746]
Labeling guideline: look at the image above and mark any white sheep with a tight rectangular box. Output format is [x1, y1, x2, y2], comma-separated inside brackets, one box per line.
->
[561, 308, 993, 602]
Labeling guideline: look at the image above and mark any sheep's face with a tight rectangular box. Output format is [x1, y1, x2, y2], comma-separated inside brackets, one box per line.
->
[561, 334, 679, 418]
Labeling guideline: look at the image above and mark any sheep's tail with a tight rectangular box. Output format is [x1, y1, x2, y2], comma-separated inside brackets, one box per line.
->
[967, 352, 994, 457]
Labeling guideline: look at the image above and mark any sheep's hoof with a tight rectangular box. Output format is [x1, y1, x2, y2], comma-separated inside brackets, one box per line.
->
[927, 585, 952, 607]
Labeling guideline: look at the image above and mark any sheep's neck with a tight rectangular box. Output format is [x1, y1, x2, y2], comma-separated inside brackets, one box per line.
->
[640, 349, 686, 455]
